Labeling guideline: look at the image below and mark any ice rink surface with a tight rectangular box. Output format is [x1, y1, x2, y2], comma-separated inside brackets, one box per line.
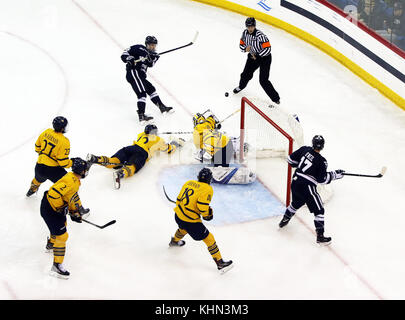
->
[0, 0, 404, 299]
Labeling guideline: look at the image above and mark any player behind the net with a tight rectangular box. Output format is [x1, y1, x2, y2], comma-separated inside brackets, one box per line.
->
[87, 124, 184, 189]
[279, 135, 345, 245]
[121, 36, 173, 123]
[27, 116, 73, 197]
[169, 168, 233, 274]
[40, 158, 91, 279]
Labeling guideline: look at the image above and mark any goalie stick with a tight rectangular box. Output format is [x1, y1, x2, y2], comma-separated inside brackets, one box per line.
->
[160, 108, 241, 135]
[342, 166, 387, 178]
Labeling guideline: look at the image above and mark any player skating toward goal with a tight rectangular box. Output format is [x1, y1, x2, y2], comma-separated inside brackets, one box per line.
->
[121, 36, 174, 123]
[87, 124, 184, 189]
[169, 168, 233, 274]
[279, 135, 345, 245]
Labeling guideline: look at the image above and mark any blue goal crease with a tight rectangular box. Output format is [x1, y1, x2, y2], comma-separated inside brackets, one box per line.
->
[159, 164, 285, 226]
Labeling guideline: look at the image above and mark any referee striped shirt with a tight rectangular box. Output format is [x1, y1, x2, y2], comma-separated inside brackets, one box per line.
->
[239, 29, 271, 57]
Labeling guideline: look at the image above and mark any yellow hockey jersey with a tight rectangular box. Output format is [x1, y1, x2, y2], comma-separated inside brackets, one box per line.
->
[35, 128, 72, 168]
[193, 123, 229, 156]
[134, 132, 176, 160]
[47, 172, 82, 213]
[174, 180, 213, 223]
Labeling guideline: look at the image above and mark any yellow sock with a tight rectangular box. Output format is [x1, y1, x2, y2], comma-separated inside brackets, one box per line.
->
[203, 232, 222, 261]
[174, 228, 187, 242]
[29, 178, 41, 191]
[122, 165, 136, 178]
[53, 232, 68, 264]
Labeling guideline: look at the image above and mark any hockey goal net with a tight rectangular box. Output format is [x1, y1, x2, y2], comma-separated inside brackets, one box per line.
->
[239, 97, 332, 206]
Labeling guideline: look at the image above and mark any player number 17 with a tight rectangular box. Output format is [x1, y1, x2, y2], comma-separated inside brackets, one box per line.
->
[298, 157, 312, 172]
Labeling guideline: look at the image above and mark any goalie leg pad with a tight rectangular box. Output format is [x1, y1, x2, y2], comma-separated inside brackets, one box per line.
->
[210, 166, 256, 184]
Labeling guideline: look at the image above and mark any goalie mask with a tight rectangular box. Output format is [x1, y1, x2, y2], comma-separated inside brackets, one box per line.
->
[193, 113, 206, 128]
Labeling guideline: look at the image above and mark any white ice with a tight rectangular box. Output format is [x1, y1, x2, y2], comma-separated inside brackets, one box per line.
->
[0, 0, 404, 299]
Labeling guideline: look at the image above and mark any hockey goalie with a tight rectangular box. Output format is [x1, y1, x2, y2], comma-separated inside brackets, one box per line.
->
[192, 110, 256, 185]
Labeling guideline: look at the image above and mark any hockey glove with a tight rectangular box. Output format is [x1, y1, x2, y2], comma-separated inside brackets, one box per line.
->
[170, 138, 186, 149]
[203, 207, 213, 221]
[69, 211, 82, 223]
[126, 56, 135, 68]
[331, 169, 345, 180]
[78, 206, 90, 215]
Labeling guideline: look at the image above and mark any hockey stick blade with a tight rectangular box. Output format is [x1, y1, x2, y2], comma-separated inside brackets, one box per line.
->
[162, 186, 176, 204]
[82, 218, 116, 229]
[342, 166, 387, 178]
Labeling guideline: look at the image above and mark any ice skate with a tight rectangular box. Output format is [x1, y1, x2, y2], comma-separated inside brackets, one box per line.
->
[316, 235, 332, 246]
[113, 169, 124, 189]
[50, 262, 70, 280]
[169, 237, 185, 247]
[215, 258, 233, 274]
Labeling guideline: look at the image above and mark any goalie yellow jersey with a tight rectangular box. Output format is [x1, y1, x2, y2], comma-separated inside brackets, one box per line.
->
[46, 172, 82, 213]
[35, 128, 72, 168]
[133, 132, 175, 160]
[193, 121, 214, 150]
[174, 180, 213, 223]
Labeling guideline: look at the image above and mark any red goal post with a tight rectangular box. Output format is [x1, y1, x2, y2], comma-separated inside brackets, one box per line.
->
[240, 97, 294, 206]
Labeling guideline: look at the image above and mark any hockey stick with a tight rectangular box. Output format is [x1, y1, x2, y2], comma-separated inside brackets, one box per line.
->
[218, 108, 240, 124]
[82, 218, 116, 229]
[342, 166, 387, 178]
[162, 186, 176, 204]
[160, 108, 240, 135]
[160, 131, 193, 135]
[158, 31, 199, 56]
[133, 31, 199, 64]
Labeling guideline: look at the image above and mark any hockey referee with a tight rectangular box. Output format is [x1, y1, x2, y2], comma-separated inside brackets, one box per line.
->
[233, 17, 280, 104]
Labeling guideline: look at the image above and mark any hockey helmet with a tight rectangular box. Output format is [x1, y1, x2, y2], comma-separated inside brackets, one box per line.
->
[193, 113, 206, 127]
[245, 17, 256, 27]
[145, 36, 158, 46]
[144, 124, 158, 135]
[198, 167, 213, 185]
[72, 157, 90, 179]
[312, 135, 325, 151]
[53, 116, 68, 133]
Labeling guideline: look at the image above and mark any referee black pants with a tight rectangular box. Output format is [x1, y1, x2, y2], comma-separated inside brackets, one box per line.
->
[239, 53, 280, 103]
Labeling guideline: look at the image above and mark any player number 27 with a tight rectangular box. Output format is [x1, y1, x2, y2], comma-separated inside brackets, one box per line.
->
[298, 157, 312, 172]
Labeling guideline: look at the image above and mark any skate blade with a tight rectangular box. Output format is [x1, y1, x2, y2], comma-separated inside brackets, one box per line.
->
[49, 270, 69, 280]
[317, 241, 332, 247]
[219, 263, 234, 275]
[45, 249, 53, 253]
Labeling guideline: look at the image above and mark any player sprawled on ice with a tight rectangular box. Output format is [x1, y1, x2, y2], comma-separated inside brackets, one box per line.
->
[27, 116, 73, 197]
[192, 111, 255, 184]
[121, 36, 173, 123]
[169, 168, 233, 274]
[87, 124, 184, 189]
[279, 135, 345, 245]
[40, 158, 90, 279]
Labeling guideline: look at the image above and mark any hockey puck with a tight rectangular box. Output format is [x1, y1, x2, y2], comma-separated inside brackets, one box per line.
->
[225, 92, 229, 97]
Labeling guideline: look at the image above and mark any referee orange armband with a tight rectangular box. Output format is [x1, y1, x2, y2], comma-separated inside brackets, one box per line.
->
[261, 41, 271, 48]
